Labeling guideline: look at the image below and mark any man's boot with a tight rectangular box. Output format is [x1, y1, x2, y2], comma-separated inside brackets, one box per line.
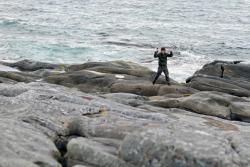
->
[166, 78, 171, 86]
[153, 73, 161, 85]
[152, 79, 156, 85]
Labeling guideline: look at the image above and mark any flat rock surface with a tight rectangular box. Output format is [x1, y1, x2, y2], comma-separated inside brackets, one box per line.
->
[149, 91, 250, 122]
[0, 59, 250, 167]
[0, 82, 249, 167]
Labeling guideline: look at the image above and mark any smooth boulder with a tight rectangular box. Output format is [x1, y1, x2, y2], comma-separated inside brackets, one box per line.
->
[1, 59, 62, 71]
[45, 61, 192, 96]
[0, 71, 40, 83]
[149, 91, 250, 121]
[187, 61, 250, 97]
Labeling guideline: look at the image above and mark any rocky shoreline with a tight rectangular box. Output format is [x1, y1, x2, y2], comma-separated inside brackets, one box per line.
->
[1, 59, 250, 167]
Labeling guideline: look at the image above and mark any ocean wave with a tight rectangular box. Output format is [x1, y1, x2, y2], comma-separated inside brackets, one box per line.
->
[0, 18, 19, 26]
[235, 46, 250, 50]
[1, 0, 249, 82]
[179, 50, 206, 59]
[104, 41, 155, 49]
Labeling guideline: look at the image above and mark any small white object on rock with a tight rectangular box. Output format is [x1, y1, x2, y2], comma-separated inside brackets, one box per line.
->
[194, 130, 211, 136]
[115, 75, 125, 79]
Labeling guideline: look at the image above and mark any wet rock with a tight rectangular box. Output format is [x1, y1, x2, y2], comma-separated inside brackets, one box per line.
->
[187, 75, 250, 97]
[0, 76, 17, 84]
[66, 60, 155, 79]
[1, 59, 61, 71]
[192, 60, 248, 79]
[45, 70, 117, 92]
[0, 71, 40, 82]
[30, 69, 65, 77]
[187, 61, 250, 97]
[0, 62, 42, 82]
[230, 102, 250, 122]
[110, 83, 160, 96]
[45, 61, 190, 96]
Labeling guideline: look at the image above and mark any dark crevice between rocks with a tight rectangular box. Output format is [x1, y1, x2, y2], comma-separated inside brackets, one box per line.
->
[34, 161, 52, 167]
[231, 113, 250, 123]
[179, 104, 250, 124]
[55, 135, 69, 167]
[226, 136, 241, 163]
[181, 107, 230, 121]
[24, 118, 89, 167]
[229, 107, 250, 123]
[220, 65, 225, 78]
[54, 134, 83, 167]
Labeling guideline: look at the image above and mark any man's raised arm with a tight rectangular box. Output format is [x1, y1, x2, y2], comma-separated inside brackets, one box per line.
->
[154, 48, 159, 58]
[167, 51, 173, 57]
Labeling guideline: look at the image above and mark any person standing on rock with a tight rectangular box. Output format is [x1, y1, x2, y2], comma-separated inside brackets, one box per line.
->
[153, 47, 173, 85]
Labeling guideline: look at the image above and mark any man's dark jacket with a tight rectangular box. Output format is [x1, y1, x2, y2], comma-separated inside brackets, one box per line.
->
[154, 51, 173, 67]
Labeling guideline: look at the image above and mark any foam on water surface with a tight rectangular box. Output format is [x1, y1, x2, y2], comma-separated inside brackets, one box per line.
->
[0, 0, 249, 82]
[0, 64, 19, 72]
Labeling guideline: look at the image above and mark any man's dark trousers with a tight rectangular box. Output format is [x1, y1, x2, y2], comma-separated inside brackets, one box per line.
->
[153, 65, 170, 84]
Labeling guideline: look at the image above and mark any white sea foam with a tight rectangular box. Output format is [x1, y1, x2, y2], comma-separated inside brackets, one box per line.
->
[0, 64, 19, 72]
[0, 0, 249, 82]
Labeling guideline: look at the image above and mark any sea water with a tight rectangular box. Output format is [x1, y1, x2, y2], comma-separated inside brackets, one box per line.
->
[0, 0, 250, 82]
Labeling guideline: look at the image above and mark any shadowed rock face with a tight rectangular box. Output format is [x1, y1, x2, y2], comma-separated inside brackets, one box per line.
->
[0, 76, 18, 84]
[186, 61, 250, 97]
[44, 60, 194, 96]
[0, 60, 195, 96]
[0, 60, 65, 83]
[0, 71, 40, 83]
[1, 60, 250, 167]
[66, 61, 154, 78]
[0, 59, 61, 71]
